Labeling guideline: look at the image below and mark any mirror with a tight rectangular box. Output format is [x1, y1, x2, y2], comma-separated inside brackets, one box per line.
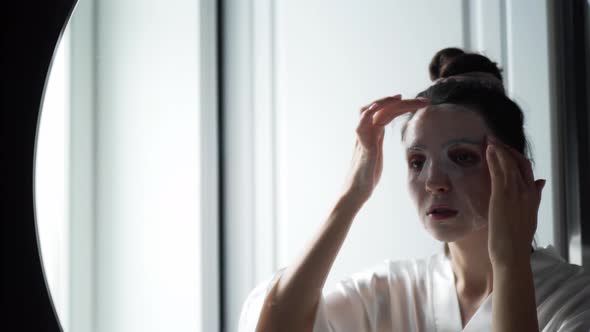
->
[35, 0, 210, 331]
[222, 2, 566, 331]
[36, 23, 70, 330]
[2, 0, 76, 330]
[32, 1, 588, 331]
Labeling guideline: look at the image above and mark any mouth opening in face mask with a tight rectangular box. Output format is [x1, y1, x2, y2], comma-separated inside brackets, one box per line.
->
[428, 209, 458, 220]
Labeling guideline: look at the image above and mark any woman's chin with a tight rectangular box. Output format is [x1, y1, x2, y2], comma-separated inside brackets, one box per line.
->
[424, 220, 472, 243]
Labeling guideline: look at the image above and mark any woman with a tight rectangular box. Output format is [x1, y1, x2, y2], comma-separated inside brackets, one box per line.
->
[239, 48, 590, 332]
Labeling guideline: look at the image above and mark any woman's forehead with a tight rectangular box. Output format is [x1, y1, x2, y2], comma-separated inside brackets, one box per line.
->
[403, 104, 489, 149]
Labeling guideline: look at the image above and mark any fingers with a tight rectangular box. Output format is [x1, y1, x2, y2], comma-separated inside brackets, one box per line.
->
[500, 145, 525, 188]
[486, 138, 546, 226]
[359, 94, 428, 130]
[487, 135, 534, 186]
[487, 145, 502, 190]
[518, 157, 535, 186]
[372, 98, 429, 126]
[375, 133, 384, 180]
[503, 144, 545, 200]
[360, 94, 401, 114]
[488, 138, 548, 215]
[358, 95, 402, 129]
[487, 143, 525, 190]
[358, 103, 381, 129]
[487, 135, 535, 188]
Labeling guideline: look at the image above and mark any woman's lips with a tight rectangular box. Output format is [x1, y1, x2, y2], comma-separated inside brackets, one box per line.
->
[428, 210, 459, 220]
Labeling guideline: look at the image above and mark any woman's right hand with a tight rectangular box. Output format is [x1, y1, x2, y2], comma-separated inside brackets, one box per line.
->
[343, 94, 429, 203]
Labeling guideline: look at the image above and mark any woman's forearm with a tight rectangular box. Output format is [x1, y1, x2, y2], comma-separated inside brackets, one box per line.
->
[256, 192, 366, 332]
[492, 260, 539, 332]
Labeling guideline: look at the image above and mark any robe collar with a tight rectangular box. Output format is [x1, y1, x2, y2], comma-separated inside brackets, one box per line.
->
[430, 251, 493, 332]
[430, 246, 564, 332]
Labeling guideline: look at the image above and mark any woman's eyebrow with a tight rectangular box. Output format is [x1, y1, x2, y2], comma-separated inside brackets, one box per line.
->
[443, 138, 482, 147]
[406, 138, 482, 152]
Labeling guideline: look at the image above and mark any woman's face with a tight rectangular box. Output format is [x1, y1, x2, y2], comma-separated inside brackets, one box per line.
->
[403, 104, 492, 243]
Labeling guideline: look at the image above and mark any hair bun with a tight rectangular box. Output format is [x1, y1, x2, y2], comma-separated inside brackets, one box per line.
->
[428, 47, 503, 82]
[429, 47, 465, 81]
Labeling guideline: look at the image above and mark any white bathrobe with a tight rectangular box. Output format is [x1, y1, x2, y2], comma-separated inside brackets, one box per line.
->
[239, 246, 590, 331]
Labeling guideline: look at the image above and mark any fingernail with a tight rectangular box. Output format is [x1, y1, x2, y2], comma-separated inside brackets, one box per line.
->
[417, 97, 429, 101]
[541, 180, 547, 189]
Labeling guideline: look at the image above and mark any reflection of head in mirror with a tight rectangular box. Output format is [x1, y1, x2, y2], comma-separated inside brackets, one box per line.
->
[400, 48, 533, 257]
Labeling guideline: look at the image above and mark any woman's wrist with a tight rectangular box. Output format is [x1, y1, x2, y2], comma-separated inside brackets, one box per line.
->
[339, 188, 371, 208]
[491, 248, 532, 271]
[491, 255, 534, 289]
[491, 257, 538, 332]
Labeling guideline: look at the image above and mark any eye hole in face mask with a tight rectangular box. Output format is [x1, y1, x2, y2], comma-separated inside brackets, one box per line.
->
[407, 154, 425, 171]
[407, 149, 480, 172]
[448, 149, 480, 166]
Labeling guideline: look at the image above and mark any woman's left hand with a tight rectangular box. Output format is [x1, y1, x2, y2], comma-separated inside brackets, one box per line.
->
[486, 135, 546, 266]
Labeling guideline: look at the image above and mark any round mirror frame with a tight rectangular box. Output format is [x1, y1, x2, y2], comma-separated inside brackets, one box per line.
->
[1, 0, 77, 330]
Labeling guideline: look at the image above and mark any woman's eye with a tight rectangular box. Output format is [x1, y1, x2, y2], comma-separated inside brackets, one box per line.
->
[452, 152, 479, 165]
[409, 159, 425, 170]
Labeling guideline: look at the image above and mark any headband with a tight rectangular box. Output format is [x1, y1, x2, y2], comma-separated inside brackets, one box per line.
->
[434, 71, 504, 93]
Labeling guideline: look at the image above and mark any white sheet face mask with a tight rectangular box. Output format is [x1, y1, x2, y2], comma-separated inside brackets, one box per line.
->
[417, 149, 488, 233]
[404, 105, 492, 243]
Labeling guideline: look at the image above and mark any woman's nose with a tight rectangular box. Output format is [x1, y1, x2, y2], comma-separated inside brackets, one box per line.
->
[425, 166, 451, 193]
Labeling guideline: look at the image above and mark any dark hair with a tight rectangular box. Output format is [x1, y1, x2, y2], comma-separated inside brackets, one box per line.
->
[407, 82, 530, 157]
[402, 48, 535, 257]
[429, 47, 503, 82]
